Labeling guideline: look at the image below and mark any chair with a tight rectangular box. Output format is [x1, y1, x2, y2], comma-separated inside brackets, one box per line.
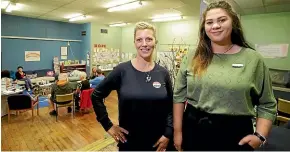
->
[55, 93, 74, 121]
[7, 94, 39, 123]
[276, 98, 290, 125]
[80, 88, 94, 114]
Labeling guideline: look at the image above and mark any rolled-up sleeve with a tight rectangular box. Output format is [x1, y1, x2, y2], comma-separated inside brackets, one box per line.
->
[173, 55, 188, 103]
[256, 62, 277, 122]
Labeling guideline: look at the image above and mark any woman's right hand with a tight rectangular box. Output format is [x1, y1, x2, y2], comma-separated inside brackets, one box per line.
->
[174, 131, 183, 151]
[107, 125, 129, 143]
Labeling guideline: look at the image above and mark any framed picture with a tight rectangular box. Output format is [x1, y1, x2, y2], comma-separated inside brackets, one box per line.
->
[25, 51, 40, 61]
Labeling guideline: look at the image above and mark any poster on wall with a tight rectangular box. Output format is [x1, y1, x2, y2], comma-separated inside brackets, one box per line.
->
[91, 47, 120, 70]
[25, 51, 40, 61]
[255, 44, 289, 58]
[61, 47, 68, 55]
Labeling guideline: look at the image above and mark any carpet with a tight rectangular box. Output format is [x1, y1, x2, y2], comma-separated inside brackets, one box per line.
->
[78, 136, 117, 151]
[22, 90, 49, 108]
[37, 96, 49, 108]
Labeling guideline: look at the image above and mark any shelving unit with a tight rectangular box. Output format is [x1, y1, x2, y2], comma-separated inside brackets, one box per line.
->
[60, 64, 86, 73]
[53, 56, 60, 74]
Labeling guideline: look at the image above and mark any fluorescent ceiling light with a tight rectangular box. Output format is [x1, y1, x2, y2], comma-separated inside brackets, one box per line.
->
[107, 1, 144, 12]
[152, 13, 181, 19]
[64, 13, 83, 19]
[5, 2, 15, 12]
[152, 16, 182, 22]
[109, 23, 128, 27]
[3, 2, 22, 12]
[1, 1, 10, 9]
[104, 0, 135, 8]
[69, 15, 86, 22]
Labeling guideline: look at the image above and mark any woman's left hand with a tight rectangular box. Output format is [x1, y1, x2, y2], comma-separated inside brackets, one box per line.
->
[239, 134, 262, 149]
[153, 135, 169, 151]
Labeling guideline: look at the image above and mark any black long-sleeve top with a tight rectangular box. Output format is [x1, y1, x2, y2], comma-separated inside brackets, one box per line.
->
[91, 61, 173, 141]
[15, 71, 26, 80]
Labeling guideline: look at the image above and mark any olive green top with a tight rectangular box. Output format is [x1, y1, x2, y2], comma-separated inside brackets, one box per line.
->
[173, 47, 277, 121]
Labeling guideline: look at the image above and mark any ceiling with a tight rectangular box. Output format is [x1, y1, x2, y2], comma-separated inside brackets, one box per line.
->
[2, 0, 290, 24]
[1, 0, 201, 24]
[204, 0, 290, 15]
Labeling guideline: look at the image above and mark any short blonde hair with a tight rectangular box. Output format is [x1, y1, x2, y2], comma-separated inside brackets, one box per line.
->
[134, 21, 156, 39]
[79, 72, 87, 79]
[58, 73, 68, 81]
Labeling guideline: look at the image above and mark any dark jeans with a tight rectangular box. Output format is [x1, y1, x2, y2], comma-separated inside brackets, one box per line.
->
[20, 78, 32, 89]
[182, 104, 254, 151]
[74, 92, 80, 109]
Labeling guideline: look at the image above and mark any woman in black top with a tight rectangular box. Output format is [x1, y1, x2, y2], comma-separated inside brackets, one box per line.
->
[89, 67, 97, 79]
[91, 22, 174, 151]
[75, 72, 91, 111]
[15, 66, 32, 90]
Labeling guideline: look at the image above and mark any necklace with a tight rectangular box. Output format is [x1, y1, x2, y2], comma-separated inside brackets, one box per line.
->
[143, 62, 153, 83]
[145, 71, 151, 83]
[223, 44, 234, 54]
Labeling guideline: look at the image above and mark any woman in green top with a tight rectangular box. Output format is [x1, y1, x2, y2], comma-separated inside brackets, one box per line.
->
[173, 1, 277, 151]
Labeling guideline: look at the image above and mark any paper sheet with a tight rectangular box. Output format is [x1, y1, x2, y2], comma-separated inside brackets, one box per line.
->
[255, 44, 289, 58]
[61, 47, 68, 55]
[61, 56, 67, 59]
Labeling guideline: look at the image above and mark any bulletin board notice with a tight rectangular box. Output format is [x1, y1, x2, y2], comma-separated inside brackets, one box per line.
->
[255, 44, 289, 58]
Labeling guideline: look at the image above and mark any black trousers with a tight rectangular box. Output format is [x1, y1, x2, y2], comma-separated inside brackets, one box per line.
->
[182, 104, 254, 151]
[118, 138, 175, 151]
[118, 127, 176, 151]
[74, 92, 80, 108]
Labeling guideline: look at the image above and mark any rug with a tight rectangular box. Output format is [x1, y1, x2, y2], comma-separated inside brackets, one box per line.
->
[78, 136, 117, 151]
[22, 90, 49, 108]
[37, 96, 49, 108]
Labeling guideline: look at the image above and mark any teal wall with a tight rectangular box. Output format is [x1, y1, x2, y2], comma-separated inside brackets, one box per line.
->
[241, 12, 290, 70]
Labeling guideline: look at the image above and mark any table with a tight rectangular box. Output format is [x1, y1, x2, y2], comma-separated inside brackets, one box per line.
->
[1, 89, 24, 117]
[39, 83, 53, 96]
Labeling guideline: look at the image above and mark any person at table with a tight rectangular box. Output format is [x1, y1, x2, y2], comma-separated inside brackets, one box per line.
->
[89, 69, 105, 88]
[173, 1, 277, 151]
[1, 70, 11, 89]
[75, 72, 90, 111]
[90, 67, 97, 79]
[48, 73, 74, 116]
[91, 22, 174, 151]
[15, 66, 32, 91]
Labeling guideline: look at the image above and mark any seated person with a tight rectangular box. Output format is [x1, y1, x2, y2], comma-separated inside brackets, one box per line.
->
[89, 67, 97, 79]
[1, 70, 11, 89]
[15, 66, 32, 91]
[49, 73, 73, 116]
[89, 68, 105, 88]
[24, 85, 41, 103]
[75, 72, 90, 111]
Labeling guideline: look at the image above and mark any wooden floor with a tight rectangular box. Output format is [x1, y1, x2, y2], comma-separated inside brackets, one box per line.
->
[1, 91, 119, 151]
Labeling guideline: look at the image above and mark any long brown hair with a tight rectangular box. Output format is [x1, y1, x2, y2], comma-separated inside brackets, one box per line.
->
[193, 1, 253, 76]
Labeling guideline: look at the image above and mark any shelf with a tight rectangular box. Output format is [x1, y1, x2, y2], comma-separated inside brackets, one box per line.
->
[60, 64, 86, 73]
[101, 68, 113, 71]
[63, 64, 86, 67]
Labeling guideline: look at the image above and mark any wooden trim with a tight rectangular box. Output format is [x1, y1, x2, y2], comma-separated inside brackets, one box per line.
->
[1, 36, 82, 42]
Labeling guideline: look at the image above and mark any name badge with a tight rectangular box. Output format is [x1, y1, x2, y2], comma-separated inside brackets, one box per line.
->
[232, 64, 244, 68]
